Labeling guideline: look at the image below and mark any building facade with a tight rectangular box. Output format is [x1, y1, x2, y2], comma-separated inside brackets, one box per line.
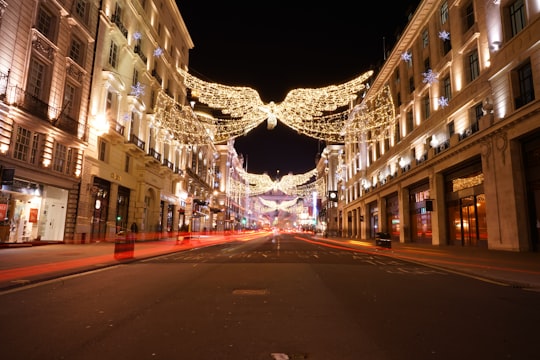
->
[78, 0, 220, 243]
[342, 0, 540, 251]
[0, 0, 96, 243]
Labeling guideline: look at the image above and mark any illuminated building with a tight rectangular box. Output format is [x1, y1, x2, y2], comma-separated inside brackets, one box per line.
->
[342, 0, 540, 251]
[0, 0, 91, 243]
[77, 0, 220, 241]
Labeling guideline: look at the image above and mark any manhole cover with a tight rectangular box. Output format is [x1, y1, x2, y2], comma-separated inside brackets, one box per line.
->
[232, 289, 268, 295]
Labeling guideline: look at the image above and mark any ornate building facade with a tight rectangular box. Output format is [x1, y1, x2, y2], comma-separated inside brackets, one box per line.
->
[0, 0, 95, 243]
[342, 0, 540, 251]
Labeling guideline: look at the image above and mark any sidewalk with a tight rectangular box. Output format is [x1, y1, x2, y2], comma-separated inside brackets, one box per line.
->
[1, 235, 540, 292]
[335, 238, 540, 290]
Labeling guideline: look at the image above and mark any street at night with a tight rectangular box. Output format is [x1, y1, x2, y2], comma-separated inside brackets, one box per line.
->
[1, 232, 539, 360]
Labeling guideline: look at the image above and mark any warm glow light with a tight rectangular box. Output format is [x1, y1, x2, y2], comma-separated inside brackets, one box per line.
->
[93, 114, 110, 135]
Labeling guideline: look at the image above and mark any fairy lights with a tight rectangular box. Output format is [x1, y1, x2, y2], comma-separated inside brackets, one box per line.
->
[178, 68, 374, 142]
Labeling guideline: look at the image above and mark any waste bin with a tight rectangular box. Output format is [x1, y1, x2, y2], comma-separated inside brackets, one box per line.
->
[375, 232, 392, 248]
[114, 231, 134, 259]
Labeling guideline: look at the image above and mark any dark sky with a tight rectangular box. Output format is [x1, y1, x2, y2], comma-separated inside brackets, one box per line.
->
[178, 1, 420, 176]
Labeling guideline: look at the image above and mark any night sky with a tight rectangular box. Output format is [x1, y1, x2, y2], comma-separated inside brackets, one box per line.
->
[178, 1, 421, 175]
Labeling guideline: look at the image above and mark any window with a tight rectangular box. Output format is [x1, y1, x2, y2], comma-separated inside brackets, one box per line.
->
[63, 83, 79, 119]
[464, 2, 475, 31]
[132, 69, 139, 86]
[409, 76, 415, 93]
[422, 29, 429, 48]
[406, 110, 414, 134]
[473, 103, 483, 123]
[13, 127, 32, 162]
[27, 58, 47, 98]
[108, 40, 118, 68]
[467, 49, 480, 82]
[113, 3, 122, 21]
[69, 36, 85, 65]
[424, 57, 430, 72]
[98, 138, 107, 162]
[74, 0, 89, 24]
[447, 121, 455, 137]
[422, 95, 430, 120]
[106, 90, 117, 122]
[36, 6, 55, 41]
[440, 1, 449, 24]
[394, 122, 401, 143]
[442, 75, 452, 100]
[442, 37, 451, 55]
[513, 60, 535, 109]
[53, 143, 67, 173]
[125, 154, 130, 173]
[66, 148, 77, 176]
[508, 0, 526, 38]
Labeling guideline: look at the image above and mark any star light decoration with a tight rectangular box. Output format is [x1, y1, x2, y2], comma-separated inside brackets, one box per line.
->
[130, 82, 145, 98]
[422, 69, 438, 85]
[153, 47, 164, 57]
[133, 31, 142, 40]
[438, 96, 449, 108]
[401, 51, 412, 62]
[438, 30, 450, 41]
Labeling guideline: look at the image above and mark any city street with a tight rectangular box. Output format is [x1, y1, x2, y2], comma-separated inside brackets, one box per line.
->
[1, 232, 539, 360]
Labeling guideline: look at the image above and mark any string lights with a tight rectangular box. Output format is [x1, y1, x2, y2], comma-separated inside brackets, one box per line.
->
[150, 67, 397, 202]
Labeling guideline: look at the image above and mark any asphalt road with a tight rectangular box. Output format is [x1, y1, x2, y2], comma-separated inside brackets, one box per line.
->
[1, 232, 539, 360]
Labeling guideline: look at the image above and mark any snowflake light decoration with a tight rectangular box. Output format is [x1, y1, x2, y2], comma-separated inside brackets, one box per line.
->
[438, 96, 449, 108]
[401, 51, 412, 62]
[133, 31, 142, 40]
[422, 69, 438, 84]
[438, 30, 450, 41]
[153, 47, 164, 57]
[130, 82, 145, 98]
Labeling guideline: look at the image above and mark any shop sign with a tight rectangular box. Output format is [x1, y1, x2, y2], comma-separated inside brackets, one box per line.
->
[29, 208, 38, 223]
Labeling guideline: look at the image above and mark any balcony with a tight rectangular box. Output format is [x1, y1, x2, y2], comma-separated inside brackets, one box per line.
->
[110, 13, 128, 39]
[145, 147, 161, 165]
[102, 120, 125, 144]
[53, 113, 79, 136]
[14, 86, 49, 119]
[125, 133, 145, 155]
[162, 159, 174, 170]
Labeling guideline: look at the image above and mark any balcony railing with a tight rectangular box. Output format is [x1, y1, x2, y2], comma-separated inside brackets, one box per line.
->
[162, 159, 174, 170]
[112, 121, 125, 136]
[110, 13, 128, 38]
[14, 86, 49, 118]
[54, 113, 79, 136]
[148, 148, 161, 162]
[128, 133, 145, 151]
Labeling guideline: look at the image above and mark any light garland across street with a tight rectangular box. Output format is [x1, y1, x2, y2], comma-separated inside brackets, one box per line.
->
[152, 67, 396, 196]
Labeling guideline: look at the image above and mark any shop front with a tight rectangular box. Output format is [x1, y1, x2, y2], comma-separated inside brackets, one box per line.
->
[0, 177, 67, 243]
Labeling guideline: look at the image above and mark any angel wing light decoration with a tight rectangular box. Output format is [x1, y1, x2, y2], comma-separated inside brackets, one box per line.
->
[178, 68, 374, 141]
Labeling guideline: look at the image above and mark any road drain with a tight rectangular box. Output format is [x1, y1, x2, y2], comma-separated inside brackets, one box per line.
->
[232, 289, 269, 295]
